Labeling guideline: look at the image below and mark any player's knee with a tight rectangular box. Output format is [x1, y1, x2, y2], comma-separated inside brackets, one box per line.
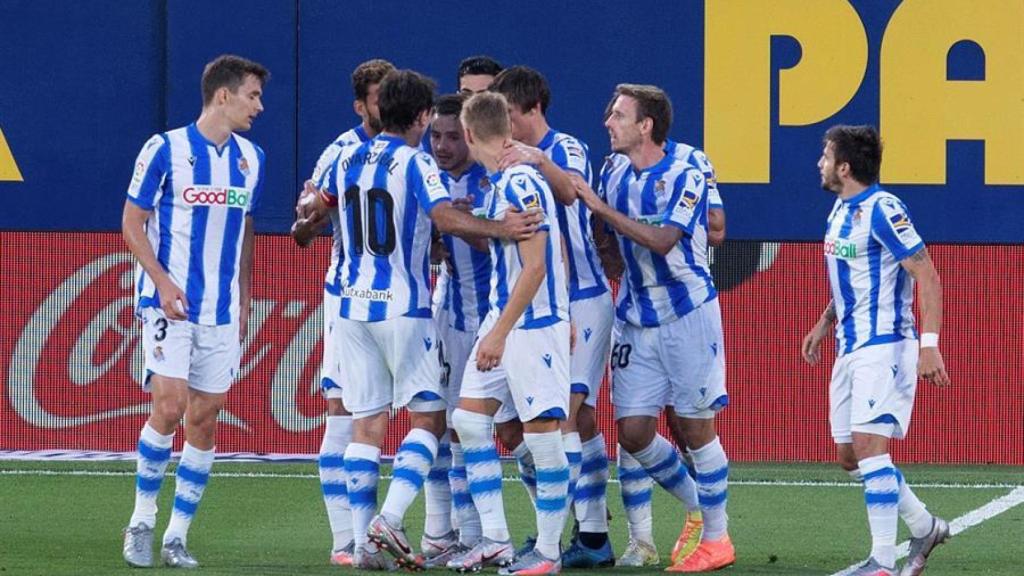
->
[326, 398, 350, 417]
[151, 394, 186, 428]
[495, 420, 524, 451]
[616, 418, 655, 454]
[409, 409, 446, 438]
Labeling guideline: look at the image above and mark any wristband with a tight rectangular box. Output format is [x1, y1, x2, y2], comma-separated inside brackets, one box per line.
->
[920, 332, 939, 348]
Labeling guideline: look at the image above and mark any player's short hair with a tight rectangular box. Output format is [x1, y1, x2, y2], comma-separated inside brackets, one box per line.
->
[434, 93, 467, 118]
[461, 92, 511, 142]
[613, 84, 673, 145]
[352, 59, 396, 101]
[490, 66, 550, 115]
[824, 125, 882, 185]
[457, 55, 504, 83]
[378, 69, 436, 133]
[201, 55, 270, 106]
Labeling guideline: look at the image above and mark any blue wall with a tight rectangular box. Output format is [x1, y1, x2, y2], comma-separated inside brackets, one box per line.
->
[1, 1, 1020, 242]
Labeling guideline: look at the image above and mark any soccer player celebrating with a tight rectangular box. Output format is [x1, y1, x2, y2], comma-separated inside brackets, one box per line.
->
[491, 66, 615, 567]
[298, 70, 542, 571]
[447, 91, 571, 575]
[801, 125, 951, 576]
[458, 55, 504, 94]
[291, 58, 395, 567]
[120, 55, 269, 569]
[418, 93, 494, 566]
[575, 84, 734, 573]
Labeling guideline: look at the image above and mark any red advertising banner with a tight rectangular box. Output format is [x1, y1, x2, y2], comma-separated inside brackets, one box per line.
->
[1, 233, 1021, 463]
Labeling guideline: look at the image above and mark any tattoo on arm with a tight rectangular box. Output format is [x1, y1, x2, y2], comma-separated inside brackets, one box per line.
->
[907, 247, 929, 264]
[822, 300, 836, 323]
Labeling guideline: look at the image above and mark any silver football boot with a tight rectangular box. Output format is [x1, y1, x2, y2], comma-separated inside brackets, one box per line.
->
[122, 523, 154, 567]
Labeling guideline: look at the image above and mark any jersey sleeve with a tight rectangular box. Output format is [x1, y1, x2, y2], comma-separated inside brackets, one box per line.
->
[664, 168, 707, 235]
[871, 196, 924, 261]
[690, 150, 723, 209]
[310, 142, 341, 185]
[504, 171, 551, 232]
[126, 134, 169, 210]
[409, 152, 451, 213]
[247, 145, 266, 216]
[549, 136, 590, 179]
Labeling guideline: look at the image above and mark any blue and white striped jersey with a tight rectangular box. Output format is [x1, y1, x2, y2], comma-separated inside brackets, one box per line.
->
[127, 123, 264, 326]
[824, 185, 924, 355]
[440, 163, 493, 333]
[599, 152, 716, 327]
[310, 124, 372, 295]
[322, 134, 451, 322]
[538, 129, 608, 301]
[665, 139, 723, 209]
[484, 164, 569, 329]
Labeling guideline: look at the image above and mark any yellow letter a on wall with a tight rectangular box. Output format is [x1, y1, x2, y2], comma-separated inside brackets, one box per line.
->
[0, 127, 24, 182]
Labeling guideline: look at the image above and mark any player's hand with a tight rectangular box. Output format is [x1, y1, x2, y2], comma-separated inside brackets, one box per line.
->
[498, 140, 544, 170]
[295, 180, 319, 220]
[239, 304, 250, 343]
[452, 195, 475, 214]
[573, 180, 601, 209]
[918, 347, 950, 387]
[156, 278, 188, 321]
[800, 322, 829, 365]
[476, 332, 505, 372]
[499, 207, 543, 240]
[570, 321, 577, 355]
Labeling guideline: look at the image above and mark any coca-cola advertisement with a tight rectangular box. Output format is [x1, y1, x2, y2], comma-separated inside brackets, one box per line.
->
[1, 233, 1021, 463]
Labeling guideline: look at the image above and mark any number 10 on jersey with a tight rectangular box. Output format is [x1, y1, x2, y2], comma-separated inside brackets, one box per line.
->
[344, 185, 396, 256]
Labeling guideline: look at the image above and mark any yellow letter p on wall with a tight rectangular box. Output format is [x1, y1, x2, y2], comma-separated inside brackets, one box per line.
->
[705, 0, 868, 183]
[0, 127, 23, 182]
[881, 0, 1024, 185]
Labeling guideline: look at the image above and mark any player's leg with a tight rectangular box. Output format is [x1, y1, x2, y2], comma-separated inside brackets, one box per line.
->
[501, 322, 571, 575]
[369, 317, 447, 570]
[123, 307, 190, 568]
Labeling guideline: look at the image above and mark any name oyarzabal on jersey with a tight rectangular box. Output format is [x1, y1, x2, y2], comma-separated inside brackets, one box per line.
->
[320, 134, 450, 322]
[310, 124, 373, 296]
[538, 129, 608, 301]
[824, 185, 924, 355]
[485, 164, 569, 328]
[599, 152, 715, 327]
[126, 123, 264, 326]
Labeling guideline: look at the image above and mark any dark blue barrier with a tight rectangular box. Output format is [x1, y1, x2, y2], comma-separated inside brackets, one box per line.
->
[1, 0, 1021, 242]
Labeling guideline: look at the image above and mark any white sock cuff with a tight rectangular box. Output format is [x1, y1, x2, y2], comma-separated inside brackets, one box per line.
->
[562, 431, 582, 452]
[633, 434, 671, 463]
[524, 431, 567, 467]
[858, 453, 894, 475]
[581, 433, 606, 457]
[180, 443, 215, 466]
[689, 436, 727, 469]
[141, 423, 174, 448]
[511, 440, 530, 459]
[345, 442, 381, 462]
[450, 442, 464, 465]
[452, 409, 494, 445]
[325, 415, 353, 437]
[618, 445, 641, 468]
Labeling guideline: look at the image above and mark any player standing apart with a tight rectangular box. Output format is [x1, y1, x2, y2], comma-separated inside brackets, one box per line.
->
[121, 54, 269, 569]
[576, 84, 734, 573]
[801, 125, 950, 576]
[291, 58, 395, 567]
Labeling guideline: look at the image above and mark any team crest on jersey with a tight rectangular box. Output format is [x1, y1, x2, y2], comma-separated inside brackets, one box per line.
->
[655, 179, 666, 193]
[852, 207, 863, 226]
[479, 176, 491, 192]
[238, 156, 250, 176]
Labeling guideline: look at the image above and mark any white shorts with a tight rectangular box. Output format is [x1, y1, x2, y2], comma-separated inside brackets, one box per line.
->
[320, 290, 343, 400]
[830, 339, 918, 443]
[570, 292, 614, 408]
[611, 298, 727, 420]
[335, 315, 445, 418]
[460, 314, 571, 423]
[139, 306, 240, 394]
[439, 321, 519, 425]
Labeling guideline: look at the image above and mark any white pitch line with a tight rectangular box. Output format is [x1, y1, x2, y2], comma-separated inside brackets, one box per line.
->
[830, 486, 1024, 576]
[0, 468, 1019, 490]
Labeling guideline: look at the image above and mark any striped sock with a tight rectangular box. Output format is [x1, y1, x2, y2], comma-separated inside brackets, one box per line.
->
[319, 415, 353, 551]
[859, 454, 899, 568]
[630, 434, 700, 512]
[452, 409, 509, 542]
[618, 447, 654, 544]
[690, 436, 729, 540]
[129, 424, 174, 529]
[382, 428, 438, 526]
[562, 432, 583, 508]
[424, 435, 453, 536]
[449, 442, 482, 546]
[163, 443, 214, 546]
[345, 442, 381, 548]
[576, 433, 609, 533]
[525, 431, 570, 560]
[513, 441, 538, 504]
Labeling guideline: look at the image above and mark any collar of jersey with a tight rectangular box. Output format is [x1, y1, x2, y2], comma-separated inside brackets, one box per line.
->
[445, 162, 485, 183]
[842, 183, 881, 205]
[354, 124, 370, 142]
[375, 133, 407, 145]
[537, 129, 557, 150]
[631, 148, 674, 178]
[188, 123, 233, 156]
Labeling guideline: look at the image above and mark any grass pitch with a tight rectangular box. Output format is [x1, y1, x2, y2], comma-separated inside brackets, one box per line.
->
[1, 461, 1021, 575]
